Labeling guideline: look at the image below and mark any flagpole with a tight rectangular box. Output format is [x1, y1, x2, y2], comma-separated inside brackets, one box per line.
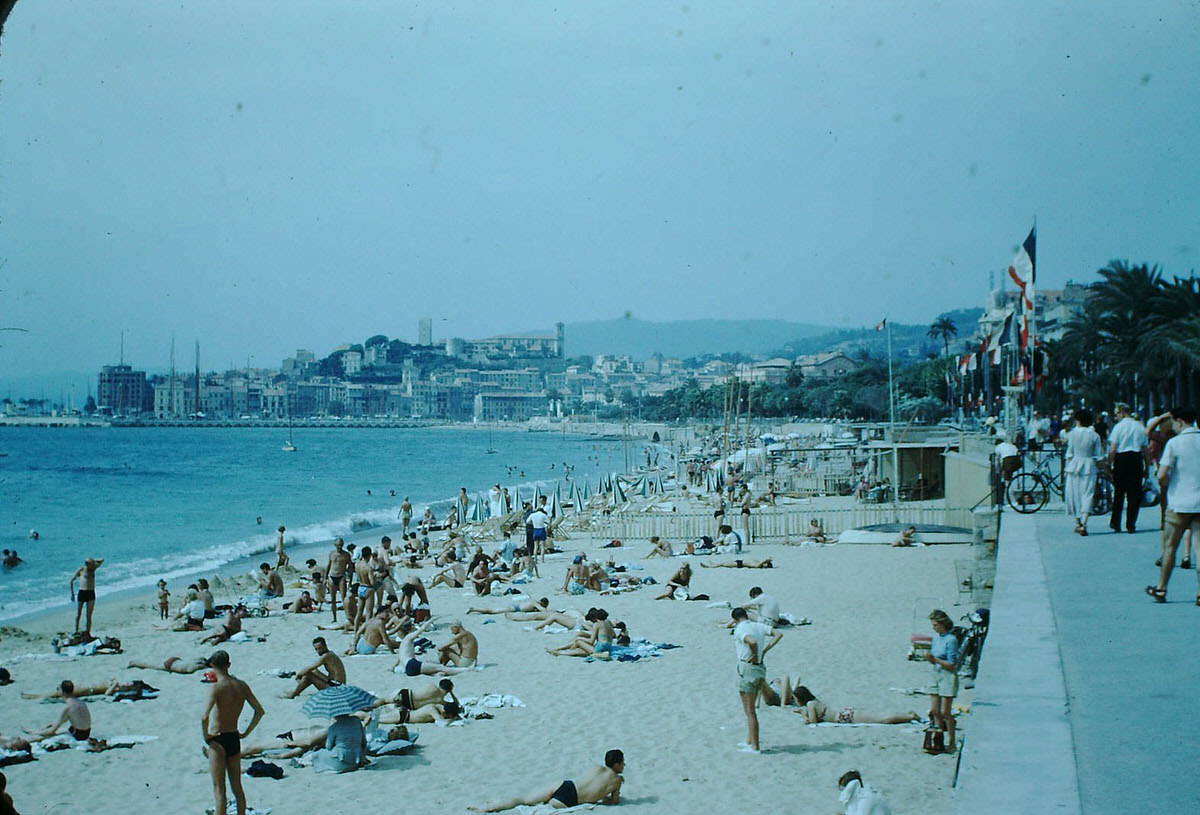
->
[887, 320, 899, 513]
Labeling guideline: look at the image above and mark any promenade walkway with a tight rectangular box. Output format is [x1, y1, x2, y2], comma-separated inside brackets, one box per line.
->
[954, 510, 1200, 814]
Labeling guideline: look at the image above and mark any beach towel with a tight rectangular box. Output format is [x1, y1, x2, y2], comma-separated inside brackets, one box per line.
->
[0, 748, 34, 767]
[591, 638, 680, 663]
[461, 693, 525, 710]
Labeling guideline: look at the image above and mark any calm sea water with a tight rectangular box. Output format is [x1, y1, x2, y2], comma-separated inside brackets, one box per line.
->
[0, 426, 626, 621]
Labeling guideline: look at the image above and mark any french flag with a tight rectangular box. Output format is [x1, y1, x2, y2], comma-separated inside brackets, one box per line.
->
[1007, 227, 1036, 310]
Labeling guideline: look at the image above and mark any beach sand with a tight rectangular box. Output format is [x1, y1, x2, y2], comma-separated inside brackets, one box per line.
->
[0, 533, 972, 814]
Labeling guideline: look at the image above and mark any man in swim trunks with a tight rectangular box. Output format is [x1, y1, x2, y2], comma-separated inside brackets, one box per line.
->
[32, 680, 93, 743]
[201, 650, 264, 815]
[282, 637, 346, 698]
[349, 607, 401, 656]
[436, 620, 479, 667]
[325, 538, 352, 622]
[201, 604, 249, 646]
[393, 622, 473, 677]
[275, 525, 289, 568]
[69, 557, 103, 635]
[467, 597, 549, 615]
[468, 748, 624, 811]
[400, 497, 413, 534]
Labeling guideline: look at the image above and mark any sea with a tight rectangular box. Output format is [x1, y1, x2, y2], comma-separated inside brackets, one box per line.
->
[0, 425, 628, 623]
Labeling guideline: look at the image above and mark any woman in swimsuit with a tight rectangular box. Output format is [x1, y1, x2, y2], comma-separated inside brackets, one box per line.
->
[783, 683, 919, 724]
[654, 563, 692, 600]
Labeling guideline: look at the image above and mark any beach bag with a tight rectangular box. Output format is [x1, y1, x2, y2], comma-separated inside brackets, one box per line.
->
[246, 759, 285, 779]
[1141, 477, 1160, 508]
[923, 728, 944, 754]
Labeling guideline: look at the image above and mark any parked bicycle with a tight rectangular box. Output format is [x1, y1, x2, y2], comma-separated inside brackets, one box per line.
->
[1005, 448, 1112, 515]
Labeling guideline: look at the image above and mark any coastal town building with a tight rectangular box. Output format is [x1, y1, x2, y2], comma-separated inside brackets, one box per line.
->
[97, 364, 154, 415]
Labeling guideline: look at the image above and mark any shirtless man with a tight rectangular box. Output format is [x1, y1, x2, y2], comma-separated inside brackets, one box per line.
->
[376, 537, 399, 596]
[31, 680, 93, 743]
[394, 623, 473, 677]
[22, 677, 157, 700]
[378, 677, 457, 712]
[436, 620, 479, 667]
[128, 655, 210, 674]
[469, 597, 549, 615]
[69, 557, 103, 635]
[469, 749, 625, 811]
[429, 555, 467, 589]
[349, 607, 401, 655]
[200, 605, 249, 645]
[399, 578, 431, 622]
[275, 525, 289, 568]
[699, 557, 773, 569]
[304, 559, 327, 606]
[645, 536, 673, 558]
[326, 538, 352, 621]
[200, 651, 264, 815]
[400, 497, 413, 534]
[506, 606, 584, 631]
[256, 562, 284, 599]
[892, 526, 918, 547]
[282, 637, 346, 698]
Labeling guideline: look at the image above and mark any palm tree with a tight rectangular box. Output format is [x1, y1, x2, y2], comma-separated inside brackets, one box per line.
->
[927, 316, 957, 357]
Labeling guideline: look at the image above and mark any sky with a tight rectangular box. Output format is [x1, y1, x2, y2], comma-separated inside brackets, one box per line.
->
[1, 1, 1198, 395]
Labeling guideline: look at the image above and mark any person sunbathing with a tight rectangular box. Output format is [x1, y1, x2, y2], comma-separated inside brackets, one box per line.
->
[891, 526, 918, 547]
[288, 591, 317, 614]
[234, 725, 329, 759]
[469, 560, 495, 596]
[778, 682, 919, 724]
[469, 749, 624, 812]
[127, 655, 211, 674]
[22, 678, 157, 700]
[429, 557, 467, 589]
[468, 597, 549, 615]
[372, 678, 458, 712]
[393, 622, 474, 677]
[804, 519, 828, 543]
[281, 637, 346, 698]
[645, 536, 673, 558]
[546, 609, 615, 659]
[200, 605, 249, 646]
[506, 607, 584, 631]
[699, 557, 773, 568]
[388, 694, 463, 725]
[436, 621, 479, 667]
[654, 562, 692, 599]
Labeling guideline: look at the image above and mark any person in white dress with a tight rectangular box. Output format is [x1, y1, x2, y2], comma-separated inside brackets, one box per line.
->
[1063, 409, 1104, 535]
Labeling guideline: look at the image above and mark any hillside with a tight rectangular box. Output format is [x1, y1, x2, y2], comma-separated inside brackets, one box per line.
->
[560, 317, 831, 360]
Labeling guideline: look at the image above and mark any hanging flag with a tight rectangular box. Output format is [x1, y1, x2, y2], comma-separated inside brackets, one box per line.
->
[1007, 226, 1037, 309]
[998, 311, 1020, 347]
[874, 319, 887, 331]
[968, 352, 978, 372]
[958, 354, 970, 375]
[1019, 312, 1029, 350]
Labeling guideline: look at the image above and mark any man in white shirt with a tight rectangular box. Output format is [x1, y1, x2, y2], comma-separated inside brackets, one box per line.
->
[1107, 402, 1149, 533]
[994, 435, 1021, 482]
[527, 506, 550, 557]
[743, 586, 780, 627]
[1146, 406, 1200, 602]
[731, 607, 781, 754]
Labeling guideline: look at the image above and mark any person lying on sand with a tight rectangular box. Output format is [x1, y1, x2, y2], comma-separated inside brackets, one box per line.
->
[699, 557, 773, 569]
[200, 605, 249, 646]
[383, 688, 466, 725]
[288, 591, 317, 614]
[766, 679, 919, 724]
[127, 655, 211, 674]
[22, 678, 157, 700]
[281, 637, 346, 698]
[393, 622, 474, 677]
[436, 621, 479, 667]
[547, 608, 615, 659]
[235, 724, 329, 760]
[506, 607, 585, 631]
[468, 749, 624, 812]
[371, 678, 458, 712]
[468, 597, 549, 615]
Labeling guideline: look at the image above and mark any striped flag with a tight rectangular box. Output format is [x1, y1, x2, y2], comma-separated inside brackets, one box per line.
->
[874, 319, 887, 331]
[1007, 227, 1036, 310]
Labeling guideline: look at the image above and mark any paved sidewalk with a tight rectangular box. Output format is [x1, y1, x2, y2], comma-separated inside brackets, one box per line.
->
[955, 509, 1200, 814]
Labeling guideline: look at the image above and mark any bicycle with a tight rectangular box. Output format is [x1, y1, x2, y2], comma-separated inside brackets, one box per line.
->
[1005, 449, 1112, 516]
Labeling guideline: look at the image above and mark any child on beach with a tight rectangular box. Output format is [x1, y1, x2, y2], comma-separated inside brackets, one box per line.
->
[156, 580, 170, 620]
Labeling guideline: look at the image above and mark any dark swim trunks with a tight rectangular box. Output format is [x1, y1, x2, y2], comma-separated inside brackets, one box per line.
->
[208, 731, 241, 758]
[551, 780, 578, 808]
[404, 658, 422, 677]
[68, 726, 91, 741]
[77, 589, 96, 603]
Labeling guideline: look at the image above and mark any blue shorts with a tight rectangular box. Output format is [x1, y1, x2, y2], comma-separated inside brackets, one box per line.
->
[532, 529, 547, 542]
[355, 640, 378, 655]
[404, 658, 422, 677]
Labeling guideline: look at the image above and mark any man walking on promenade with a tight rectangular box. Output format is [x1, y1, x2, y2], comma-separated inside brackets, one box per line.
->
[731, 607, 781, 754]
[201, 650, 264, 815]
[1108, 402, 1149, 533]
[1145, 407, 1200, 603]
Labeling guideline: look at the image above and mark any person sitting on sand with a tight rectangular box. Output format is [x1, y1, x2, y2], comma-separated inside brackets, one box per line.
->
[282, 637, 346, 698]
[200, 605, 249, 646]
[171, 589, 208, 631]
[470, 559, 495, 596]
[195, 579, 217, 618]
[30, 680, 94, 744]
[561, 555, 589, 595]
[468, 596, 549, 615]
[429, 554, 467, 589]
[645, 536, 673, 558]
[655, 562, 693, 600]
[257, 562, 285, 599]
[469, 748, 624, 812]
[891, 526, 917, 547]
[289, 591, 317, 614]
[778, 683, 918, 724]
[393, 622, 475, 677]
[436, 620, 479, 667]
[547, 608, 615, 659]
[128, 655, 211, 674]
[699, 557, 773, 569]
[311, 712, 369, 774]
[349, 607, 402, 655]
[304, 559, 327, 607]
[804, 519, 828, 543]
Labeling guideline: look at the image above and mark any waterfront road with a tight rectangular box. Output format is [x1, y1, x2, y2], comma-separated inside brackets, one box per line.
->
[954, 509, 1200, 814]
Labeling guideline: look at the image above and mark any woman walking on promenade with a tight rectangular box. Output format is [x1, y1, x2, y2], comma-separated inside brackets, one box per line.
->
[1063, 409, 1104, 536]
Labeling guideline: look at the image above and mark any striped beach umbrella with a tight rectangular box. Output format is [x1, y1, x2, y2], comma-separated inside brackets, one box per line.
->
[472, 493, 486, 522]
[640, 476, 649, 497]
[532, 484, 542, 508]
[613, 476, 628, 505]
[550, 489, 562, 518]
[301, 684, 376, 719]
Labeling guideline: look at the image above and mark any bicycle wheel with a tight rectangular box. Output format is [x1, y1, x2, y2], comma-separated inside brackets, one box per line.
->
[1093, 473, 1113, 516]
[1007, 473, 1049, 514]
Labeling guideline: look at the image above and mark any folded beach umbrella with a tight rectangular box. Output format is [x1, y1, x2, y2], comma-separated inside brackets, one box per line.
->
[568, 480, 579, 506]
[512, 485, 521, 509]
[581, 481, 590, 501]
[550, 489, 562, 518]
[302, 684, 376, 719]
[555, 482, 563, 508]
[613, 476, 628, 505]
[532, 484, 542, 508]
[704, 469, 714, 492]
[640, 477, 649, 497]
[656, 475, 666, 494]
[472, 494, 486, 522]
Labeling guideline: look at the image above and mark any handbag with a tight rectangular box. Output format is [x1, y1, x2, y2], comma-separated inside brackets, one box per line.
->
[923, 728, 945, 754]
[1141, 477, 1160, 508]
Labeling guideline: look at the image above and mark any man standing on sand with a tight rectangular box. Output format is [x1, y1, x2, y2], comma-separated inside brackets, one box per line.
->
[1146, 406, 1200, 602]
[468, 749, 624, 811]
[400, 497, 413, 535]
[69, 558, 103, 635]
[282, 637, 346, 698]
[1107, 402, 1149, 534]
[731, 607, 781, 754]
[201, 650, 264, 815]
[326, 538, 352, 622]
[275, 525, 289, 568]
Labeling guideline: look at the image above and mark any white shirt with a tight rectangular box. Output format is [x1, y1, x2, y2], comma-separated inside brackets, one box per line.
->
[995, 441, 1019, 459]
[746, 593, 780, 625]
[528, 510, 549, 530]
[840, 780, 892, 815]
[733, 619, 772, 663]
[1161, 426, 1200, 513]
[1109, 416, 1148, 455]
[181, 599, 206, 620]
[1064, 426, 1103, 475]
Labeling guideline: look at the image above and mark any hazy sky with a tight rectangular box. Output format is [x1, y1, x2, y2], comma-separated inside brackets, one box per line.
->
[2, 1, 1198, 390]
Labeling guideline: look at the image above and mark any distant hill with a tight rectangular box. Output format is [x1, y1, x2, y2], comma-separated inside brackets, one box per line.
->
[773, 308, 985, 362]
[560, 318, 832, 360]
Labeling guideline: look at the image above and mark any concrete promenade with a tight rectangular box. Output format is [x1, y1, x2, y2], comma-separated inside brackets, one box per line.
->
[954, 509, 1200, 814]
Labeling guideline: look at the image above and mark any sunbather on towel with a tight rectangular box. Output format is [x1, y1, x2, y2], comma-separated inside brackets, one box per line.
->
[776, 682, 919, 724]
[699, 557, 773, 568]
[22, 678, 156, 700]
[127, 655, 210, 674]
[504, 607, 584, 630]
[468, 597, 549, 615]
[468, 749, 624, 811]
[28, 681, 95, 745]
[392, 623, 473, 677]
[371, 678, 458, 712]
[547, 608, 615, 659]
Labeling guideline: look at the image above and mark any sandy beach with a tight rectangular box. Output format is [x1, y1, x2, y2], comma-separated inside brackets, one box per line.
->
[1, 528, 973, 814]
